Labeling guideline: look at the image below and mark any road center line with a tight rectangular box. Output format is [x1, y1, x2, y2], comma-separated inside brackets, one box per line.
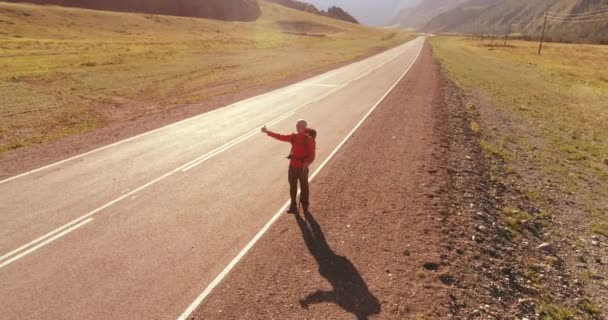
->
[181, 112, 295, 172]
[0, 218, 94, 269]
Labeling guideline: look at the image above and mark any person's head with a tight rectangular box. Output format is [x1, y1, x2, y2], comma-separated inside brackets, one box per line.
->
[296, 119, 307, 134]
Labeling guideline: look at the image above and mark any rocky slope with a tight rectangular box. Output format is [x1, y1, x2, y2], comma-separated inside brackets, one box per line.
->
[268, 0, 359, 24]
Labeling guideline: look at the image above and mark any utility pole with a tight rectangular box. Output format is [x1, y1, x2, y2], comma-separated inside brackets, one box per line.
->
[504, 23, 512, 46]
[538, 11, 548, 55]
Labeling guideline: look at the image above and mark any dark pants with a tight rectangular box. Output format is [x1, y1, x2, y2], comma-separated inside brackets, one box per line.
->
[288, 166, 310, 209]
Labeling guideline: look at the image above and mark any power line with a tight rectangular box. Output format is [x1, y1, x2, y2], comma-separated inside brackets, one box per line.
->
[547, 8, 608, 17]
[547, 16, 608, 23]
[547, 11, 608, 19]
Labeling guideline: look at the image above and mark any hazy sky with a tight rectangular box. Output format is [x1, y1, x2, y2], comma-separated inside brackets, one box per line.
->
[300, 0, 420, 26]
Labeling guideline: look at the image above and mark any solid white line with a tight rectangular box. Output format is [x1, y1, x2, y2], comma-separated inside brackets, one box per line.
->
[0, 42, 414, 186]
[0, 218, 94, 269]
[176, 201, 292, 320]
[177, 37, 425, 320]
[294, 83, 341, 88]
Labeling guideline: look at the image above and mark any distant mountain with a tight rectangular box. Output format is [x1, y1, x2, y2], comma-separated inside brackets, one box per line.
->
[390, 0, 608, 44]
[388, 0, 470, 29]
[268, 0, 358, 23]
[299, 0, 419, 26]
[326, 6, 358, 24]
[268, 0, 321, 14]
[3, 0, 261, 21]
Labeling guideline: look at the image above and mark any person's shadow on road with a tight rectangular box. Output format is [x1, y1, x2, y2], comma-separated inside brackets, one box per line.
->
[294, 210, 381, 320]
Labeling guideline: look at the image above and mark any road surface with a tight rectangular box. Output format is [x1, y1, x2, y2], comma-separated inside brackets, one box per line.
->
[0, 36, 424, 319]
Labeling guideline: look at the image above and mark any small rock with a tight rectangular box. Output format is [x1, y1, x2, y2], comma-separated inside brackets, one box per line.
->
[439, 274, 455, 285]
[538, 242, 553, 252]
[591, 240, 600, 247]
[423, 262, 440, 271]
[465, 155, 472, 160]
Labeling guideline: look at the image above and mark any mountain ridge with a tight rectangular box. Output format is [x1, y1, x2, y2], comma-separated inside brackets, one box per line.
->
[391, 0, 608, 44]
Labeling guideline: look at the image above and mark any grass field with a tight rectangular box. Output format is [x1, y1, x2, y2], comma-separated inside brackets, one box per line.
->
[430, 36, 608, 220]
[430, 36, 608, 315]
[0, 0, 412, 153]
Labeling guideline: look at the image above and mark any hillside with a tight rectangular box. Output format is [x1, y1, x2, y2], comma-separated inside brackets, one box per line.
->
[2, 0, 261, 21]
[391, 0, 608, 44]
[0, 0, 410, 156]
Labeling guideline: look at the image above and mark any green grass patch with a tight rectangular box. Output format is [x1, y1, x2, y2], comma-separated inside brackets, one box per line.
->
[501, 206, 532, 235]
[537, 302, 576, 320]
[590, 223, 608, 238]
[480, 139, 509, 160]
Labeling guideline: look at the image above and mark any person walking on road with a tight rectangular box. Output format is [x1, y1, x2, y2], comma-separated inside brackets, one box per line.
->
[262, 120, 316, 214]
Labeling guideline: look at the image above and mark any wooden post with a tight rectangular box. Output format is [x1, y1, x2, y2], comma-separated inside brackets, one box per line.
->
[538, 11, 548, 55]
[490, 27, 495, 46]
[504, 23, 512, 46]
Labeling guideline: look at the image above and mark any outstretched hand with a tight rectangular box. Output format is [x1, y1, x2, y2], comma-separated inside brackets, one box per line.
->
[261, 125, 268, 133]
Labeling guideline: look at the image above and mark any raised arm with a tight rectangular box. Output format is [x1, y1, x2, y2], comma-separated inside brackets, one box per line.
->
[261, 126, 292, 142]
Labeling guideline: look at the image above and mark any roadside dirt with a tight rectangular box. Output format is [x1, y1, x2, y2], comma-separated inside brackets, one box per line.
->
[0, 46, 390, 181]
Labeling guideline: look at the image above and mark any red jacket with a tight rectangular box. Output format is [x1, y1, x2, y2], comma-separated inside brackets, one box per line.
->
[267, 131, 316, 168]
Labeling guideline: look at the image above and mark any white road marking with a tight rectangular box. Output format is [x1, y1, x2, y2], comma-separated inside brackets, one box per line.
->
[177, 38, 424, 320]
[0, 218, 93, 269]
[181, 112, 295, 172]
[294, 83, 341, 87]
[0, 44, 412, 186]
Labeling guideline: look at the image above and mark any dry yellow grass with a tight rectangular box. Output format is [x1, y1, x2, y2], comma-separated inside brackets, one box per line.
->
[431, 36, 608, 250]
[0, 0, 413, 152]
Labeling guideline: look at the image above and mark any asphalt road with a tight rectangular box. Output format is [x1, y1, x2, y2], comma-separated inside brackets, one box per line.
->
[0, 36, 425, 319]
